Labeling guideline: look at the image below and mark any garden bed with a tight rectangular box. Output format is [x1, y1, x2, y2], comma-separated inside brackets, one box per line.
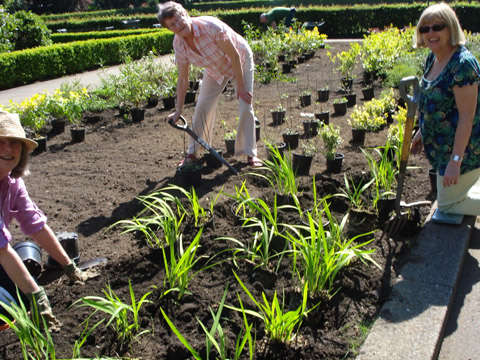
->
[0, 41, 434, 359]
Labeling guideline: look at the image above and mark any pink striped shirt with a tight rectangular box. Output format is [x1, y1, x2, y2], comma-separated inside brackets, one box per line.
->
[173, 16, 250, 84]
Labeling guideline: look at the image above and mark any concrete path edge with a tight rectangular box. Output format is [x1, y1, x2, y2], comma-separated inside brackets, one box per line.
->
[357, 203, 474, 360]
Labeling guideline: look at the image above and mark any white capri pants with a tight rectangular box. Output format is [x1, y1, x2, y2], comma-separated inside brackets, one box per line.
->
[437, 167, 480, 215]
[188, 49, 257, 158]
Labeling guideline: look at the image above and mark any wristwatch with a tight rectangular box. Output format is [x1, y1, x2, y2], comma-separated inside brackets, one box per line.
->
[451, 154, 463, 163]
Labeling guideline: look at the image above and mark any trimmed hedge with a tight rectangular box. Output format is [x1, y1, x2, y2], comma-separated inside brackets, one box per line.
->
[51, 28, 162, 43]
[43, 3, 480, 38]
[0, 30, 173, 90]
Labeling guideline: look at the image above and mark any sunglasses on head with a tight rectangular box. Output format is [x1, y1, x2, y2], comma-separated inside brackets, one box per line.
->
[419, 23, 447, 34]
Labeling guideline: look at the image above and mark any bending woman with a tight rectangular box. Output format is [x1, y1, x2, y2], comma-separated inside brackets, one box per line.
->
[157, 1, 261, 167]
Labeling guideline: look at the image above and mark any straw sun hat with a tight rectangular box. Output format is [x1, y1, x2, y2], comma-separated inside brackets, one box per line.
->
[0, 112, 38, 153]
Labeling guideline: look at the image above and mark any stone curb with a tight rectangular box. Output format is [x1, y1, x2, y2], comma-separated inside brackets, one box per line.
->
[357, 204, 475, 360]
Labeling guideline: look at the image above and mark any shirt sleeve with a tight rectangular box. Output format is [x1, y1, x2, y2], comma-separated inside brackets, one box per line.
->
[173, 36, 189, 65]
[451, 50, 480, 87]
[11, 178, 47, 236]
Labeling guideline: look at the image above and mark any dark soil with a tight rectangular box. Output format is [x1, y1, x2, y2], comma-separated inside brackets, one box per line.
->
[0, 41, 434, 359]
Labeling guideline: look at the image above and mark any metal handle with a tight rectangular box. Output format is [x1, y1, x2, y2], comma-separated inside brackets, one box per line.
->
[167, 115, 188, 130]
[399, 76, 420, 118]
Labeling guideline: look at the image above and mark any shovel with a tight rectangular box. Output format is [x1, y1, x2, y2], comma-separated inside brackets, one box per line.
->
[168, 116, 239, 175]
[382, 76, 425, 239]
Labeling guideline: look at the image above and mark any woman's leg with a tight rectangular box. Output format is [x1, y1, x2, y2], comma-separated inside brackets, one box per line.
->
[437, 167, 480, 215]
[233, 50, 257, 158]
[188, 73, 229, 157]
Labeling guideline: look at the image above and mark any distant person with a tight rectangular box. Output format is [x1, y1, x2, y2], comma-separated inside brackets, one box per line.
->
[0, 112, 97, 330]
[410, 3, 480, 217]
[260, 7, 296, 29]
[157, 1, 261, 167]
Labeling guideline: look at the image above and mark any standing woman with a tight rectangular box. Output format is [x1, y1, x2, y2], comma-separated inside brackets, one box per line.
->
[411, 3, 480, 216]
[157, 1, 261, 167]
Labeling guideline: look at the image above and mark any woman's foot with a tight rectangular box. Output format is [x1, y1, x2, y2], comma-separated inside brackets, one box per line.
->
[247, 156, 262, 167]
[178, 154, 199, 167]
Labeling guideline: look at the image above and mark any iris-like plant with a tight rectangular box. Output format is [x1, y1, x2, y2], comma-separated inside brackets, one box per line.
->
[0, 291, 56, 360]
[75, 280, 152, 349]
[362, 146, 398, 210]
[289, 201, 380, 296]
[230, 271, 311, 344]
[252, 141, 301, 210]
[161, 286, 255, 360]
[337, 173, 375, 211]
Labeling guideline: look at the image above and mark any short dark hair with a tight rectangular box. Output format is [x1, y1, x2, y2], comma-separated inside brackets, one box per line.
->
[157, 1, 188, 28]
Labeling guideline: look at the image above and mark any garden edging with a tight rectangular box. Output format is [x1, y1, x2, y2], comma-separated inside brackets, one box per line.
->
[357, 202, 475, 360]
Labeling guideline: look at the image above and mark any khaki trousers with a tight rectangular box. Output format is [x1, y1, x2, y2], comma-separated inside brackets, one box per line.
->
[437, 167, 480, 215]
[188, 50, 257, 158]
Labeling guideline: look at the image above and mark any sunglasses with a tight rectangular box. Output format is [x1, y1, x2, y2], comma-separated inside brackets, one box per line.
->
[419, 23, 447, 34]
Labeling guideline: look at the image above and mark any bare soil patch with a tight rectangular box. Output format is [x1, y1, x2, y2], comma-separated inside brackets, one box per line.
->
[0, 41, 434, 359]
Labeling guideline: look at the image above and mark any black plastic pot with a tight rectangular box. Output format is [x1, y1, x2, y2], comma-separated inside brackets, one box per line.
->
[377, 196, 396, 224]
[292, 153, 314, 176]
[162, 96, 176, 110]
[47, 232, 81, 268]
[71, 126, 86, 143]
[315, 111, 330, 125]
[333, 101, 347, 115]
[282, 132, 299, 150]
[12, 242, 42, 279]
[351, 128, 366, 145]
[224, 138, 235, 154]
[203, 149, 223, 169]
[282, 63, 291, 74]
[255, 119, 261, 142]
[341, 77, 353, 90]
[266, 142, 286, 162]
[346, 93, 357, 107]
[362, 87, 374, 101]
[51, 119, 66, 134]
[178, 163, 203, 188]
[299, 94, 312, 107]
[130, 107, 145, 123]
[33, 137, 47, 154]
[147, 95, 159, 108]
[317, 89, 330, 102]
[303, 120, 319, 137]
[184, 91, 196, 104]
[326, 153, 344, 173]
[271, 110, 286, 126]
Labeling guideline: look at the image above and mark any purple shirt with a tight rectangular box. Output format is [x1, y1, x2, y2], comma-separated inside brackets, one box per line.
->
[0, 176, 47, 249]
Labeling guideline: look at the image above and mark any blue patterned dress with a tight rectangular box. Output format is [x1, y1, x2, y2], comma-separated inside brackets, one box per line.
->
[419, 46, 480, 176]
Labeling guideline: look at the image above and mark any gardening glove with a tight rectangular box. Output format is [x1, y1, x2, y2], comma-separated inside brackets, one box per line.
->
[26, 287, 62, 332]
[63, 262, 99, 284]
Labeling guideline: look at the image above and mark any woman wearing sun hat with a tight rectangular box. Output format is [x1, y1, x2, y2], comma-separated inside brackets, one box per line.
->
[0, 112, 96, 330]
[411, 3, 480, 217]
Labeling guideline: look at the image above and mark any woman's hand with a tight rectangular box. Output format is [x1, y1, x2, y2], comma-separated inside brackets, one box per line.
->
[443, 160, 461, 187]
[236, 85, 253, 104]
[410, 130, 423, 154]
[167, 110, 182, 123]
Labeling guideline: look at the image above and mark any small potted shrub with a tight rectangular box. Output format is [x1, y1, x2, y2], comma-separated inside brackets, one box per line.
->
[333, 97, 348, 115]
[292, 139, 317, 176]
[317, 85, 330, 102]
[222, 120, 237, 154]
[299, 89, 312, 108]
[320, 124, 344, 173]
[314, 104, 330, 126]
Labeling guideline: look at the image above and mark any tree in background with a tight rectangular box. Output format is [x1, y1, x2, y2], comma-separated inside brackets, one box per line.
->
[0, 5, 51, 52]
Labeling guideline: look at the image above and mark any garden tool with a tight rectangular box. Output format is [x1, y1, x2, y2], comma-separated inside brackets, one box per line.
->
[168, 116, 239, 175]
[382, 76, 423, 239]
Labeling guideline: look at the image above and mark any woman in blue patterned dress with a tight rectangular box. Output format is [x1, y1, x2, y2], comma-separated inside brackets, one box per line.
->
[411, 3, 480, 216]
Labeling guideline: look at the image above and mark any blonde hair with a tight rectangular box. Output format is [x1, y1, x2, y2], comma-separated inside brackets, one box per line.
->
[156, 1, 188, 28]
[414, 3, 465, 48]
